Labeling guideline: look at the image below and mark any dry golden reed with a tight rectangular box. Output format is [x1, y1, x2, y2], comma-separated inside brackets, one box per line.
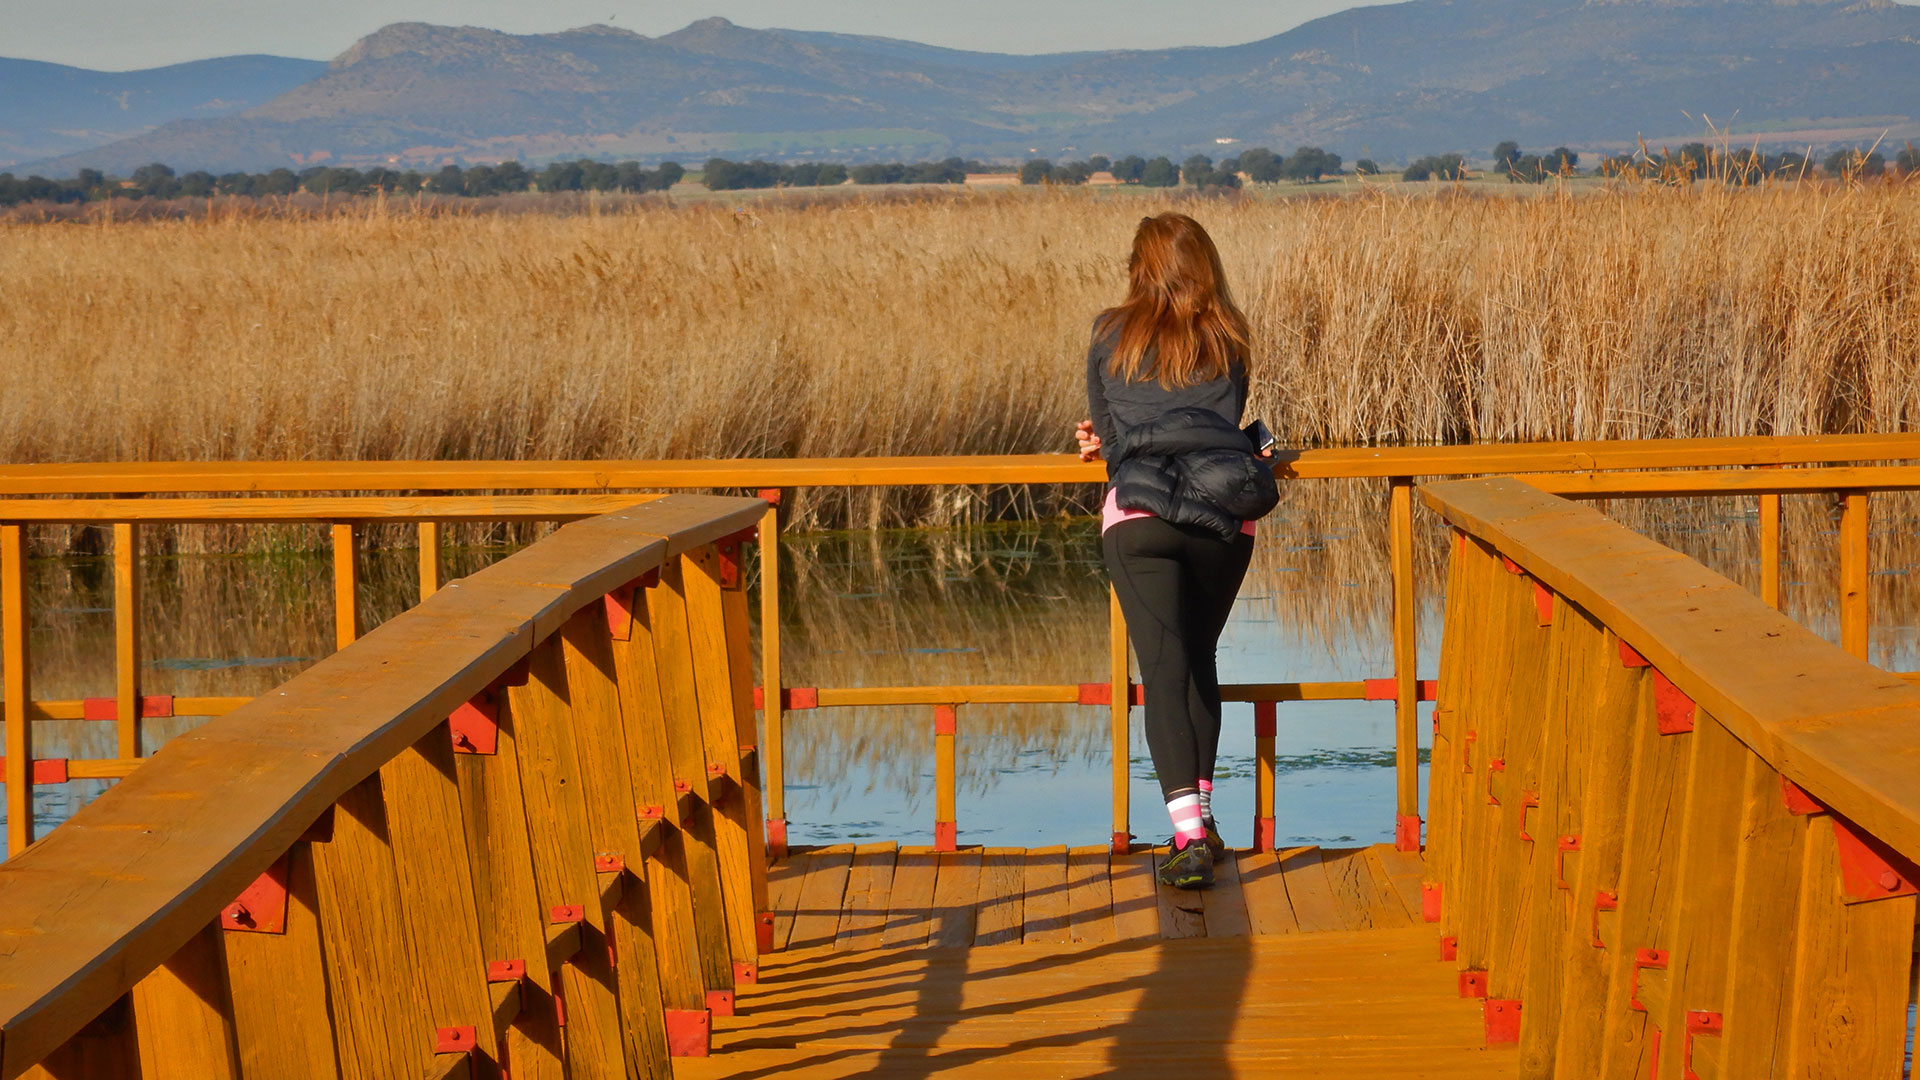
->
[4, 183, 1918, 527]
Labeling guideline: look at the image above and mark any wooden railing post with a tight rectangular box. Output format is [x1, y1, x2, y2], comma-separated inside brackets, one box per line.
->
[114, 522, 142, 761]
[934, 705, 958, 851]
[1840, 491, 1869, 659]
[417, 521, 442, 601]
[756, 492, 786, 860]
[1758, 492, 1781, 609]
[330, 522, 359, 649]
[1108, 587, 1130, 855]
[1389, 477, 1421, 850]
[1252, 702, 1276, 853]
[3, 522, 30, 857]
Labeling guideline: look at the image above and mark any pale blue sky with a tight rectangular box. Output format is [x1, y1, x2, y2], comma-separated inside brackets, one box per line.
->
[2, 0, 1412, 70]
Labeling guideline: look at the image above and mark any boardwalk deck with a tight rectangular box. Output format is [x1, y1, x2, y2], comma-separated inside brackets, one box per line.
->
[676, 844, 1513, 1078]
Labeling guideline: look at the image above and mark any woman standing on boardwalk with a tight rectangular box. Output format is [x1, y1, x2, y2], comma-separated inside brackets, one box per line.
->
[1075, 212, 1277, 890]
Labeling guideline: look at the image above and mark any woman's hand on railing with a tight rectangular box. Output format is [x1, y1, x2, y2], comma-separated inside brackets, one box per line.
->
[1075, 420, 1103, 462]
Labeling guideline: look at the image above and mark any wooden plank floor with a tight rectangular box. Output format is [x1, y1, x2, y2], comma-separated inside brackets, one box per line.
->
[765, 843, 1430, 950]
[677, 844, 1515, 1078]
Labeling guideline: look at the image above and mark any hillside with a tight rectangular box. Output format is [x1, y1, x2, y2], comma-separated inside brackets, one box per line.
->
[18, 0, 1920, 174]
[0, 55, 328, 168]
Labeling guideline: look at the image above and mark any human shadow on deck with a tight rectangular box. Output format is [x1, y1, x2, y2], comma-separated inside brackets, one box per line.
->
[731, 847, 1257, 1078]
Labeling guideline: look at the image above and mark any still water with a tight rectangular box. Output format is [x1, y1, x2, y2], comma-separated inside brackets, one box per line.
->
[13, 485, 1920, 856]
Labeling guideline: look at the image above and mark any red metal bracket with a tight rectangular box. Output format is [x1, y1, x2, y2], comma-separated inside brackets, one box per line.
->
[1112, 830, 1131, 855]
[1396, 813, 1421, 852]
[1681, 1010, 1722, 1080]
[1591, 890, 1618, 948]
[665, 1009, 711, 1057]
[554, 985, 567, 1028]
[933, 705, 957, 736]
[0, 758, 71, 785]
[1620, 640, 1650, 667]
[1555, 835, 1582, 890]
[1485, 759, 1505, 805]
[449, 690, 499, 755]
[935, 821, 957, 852]
[707, 760, 728, 781]
[1459, 970, 1488, 998]
[756, 911, 775, 953]
[1439, 935, 1458, 961]
[1076, 682, 1144, 706]
[1651, 670, 1696, 734]
[1361, 678, 1440, 702]
[550, 905, 585, 925]
[1501, 555, 1524, 575]
[706, 989, 735, 1017]
[220, 856, 290, 934]
[1832, 815, 1919, 903]
[756, 488, 782, 506]
[1254, 816, 1275, 853]
[1253, 701, 1277, 738]
[1484, 999, 1522, 1045]
[605, 584, 637, 641]
[733, 961, 758, 985]
[638, 804, 664, 820]
[1518, 792, 1540, 842]
[716, 527, 756, 589]
[80, 695, 175, 720]
[594, 852, 626, 874]
[486, 959, 526, 982]
[1629, 948, 1669, 1011]
[1461, 731, 1477, 774]
[433, 1026, 476, 1055]
[1532, 580, 1554, 626]
[1421, 882, 1443, 922]
[767, 817, 789, 861]
[752, 685, 820, 711]
[1781, 776, 1822, 815]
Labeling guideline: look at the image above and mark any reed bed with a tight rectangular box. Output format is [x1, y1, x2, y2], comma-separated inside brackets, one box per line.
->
[3, 182, 1919, 534]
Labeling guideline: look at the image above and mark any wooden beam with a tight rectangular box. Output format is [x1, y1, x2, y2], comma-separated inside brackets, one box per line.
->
[1388, 478, 1419, 848]
[3, 524, 29, 858]
[1108, 587, 1130, 855]
[113, 524, 140, 762]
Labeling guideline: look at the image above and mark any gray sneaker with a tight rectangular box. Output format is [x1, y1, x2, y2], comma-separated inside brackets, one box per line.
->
[1156, 838, 1215, 890]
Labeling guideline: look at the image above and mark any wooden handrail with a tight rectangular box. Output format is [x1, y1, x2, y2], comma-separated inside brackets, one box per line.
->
[1420, 477, 1920, 1075]
[0, 493, 768, 1077]
[2, 432, 1919, 495]
[1424, 477, 1920, 859]
[0, 494, 660, 523]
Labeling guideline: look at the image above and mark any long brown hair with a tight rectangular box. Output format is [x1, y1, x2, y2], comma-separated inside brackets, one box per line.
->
[1095, 212, 1250, 388]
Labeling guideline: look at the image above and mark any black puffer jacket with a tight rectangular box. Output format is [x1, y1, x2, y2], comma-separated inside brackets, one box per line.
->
[1108, 407, 1280, 540]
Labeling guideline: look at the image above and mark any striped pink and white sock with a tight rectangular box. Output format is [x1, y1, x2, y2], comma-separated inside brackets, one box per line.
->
[1166, 792, 1207, 848]
[1197, 779, 1215, 824]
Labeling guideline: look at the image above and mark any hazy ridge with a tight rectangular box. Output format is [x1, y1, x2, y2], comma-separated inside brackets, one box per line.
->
[12, 0, 1920, 173]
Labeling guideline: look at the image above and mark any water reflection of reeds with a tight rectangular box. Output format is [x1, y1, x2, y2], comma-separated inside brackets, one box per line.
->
[12, 486, 1920, 843]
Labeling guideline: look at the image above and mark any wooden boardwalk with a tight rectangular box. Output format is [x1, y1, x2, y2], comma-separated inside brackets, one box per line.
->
[673, 844, 1514, 1078]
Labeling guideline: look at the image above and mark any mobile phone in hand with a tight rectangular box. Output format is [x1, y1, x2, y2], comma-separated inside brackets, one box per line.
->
[1243, 419, 1277, 453]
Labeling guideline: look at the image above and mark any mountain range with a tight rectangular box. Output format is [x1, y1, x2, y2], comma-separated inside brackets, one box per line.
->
[11, 0, 1920, 175]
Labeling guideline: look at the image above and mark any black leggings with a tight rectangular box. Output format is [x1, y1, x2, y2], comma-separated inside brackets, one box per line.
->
[1102, 516, 1254, 804]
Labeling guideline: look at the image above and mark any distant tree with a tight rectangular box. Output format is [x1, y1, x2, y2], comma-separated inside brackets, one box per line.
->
[257, 168, 299, 196]
[1492, 140, 1522, 174]
[428, 165, 468, 195]
[1140, 156, 1178, 187]
[177, 170, 216, 197]
[130, 163, 178, 198]
[1019, 158, 1053, 185]
[1112, 155, 1147, 183]
[1545, 147, 1578, 174]
[492, 161, 532, 193]
[1087, 155, 1111, 172]
[1353, 158, 1380, 176]
[1236, 147, 1283, 183]
[811, 163, 844, 186]
[1824, 147, 1886, 179]
[75, 168, 105, 196]
[1896, 146, 1918, 174]
[1054, 160, 1093, 185]
[1181, 154, 1214, 186]
[1283, 146, 1340, 182]
[1403, 154, 1467, 182]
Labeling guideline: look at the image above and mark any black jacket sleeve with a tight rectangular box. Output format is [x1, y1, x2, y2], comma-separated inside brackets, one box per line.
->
[1086, 333, 1115, 455]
